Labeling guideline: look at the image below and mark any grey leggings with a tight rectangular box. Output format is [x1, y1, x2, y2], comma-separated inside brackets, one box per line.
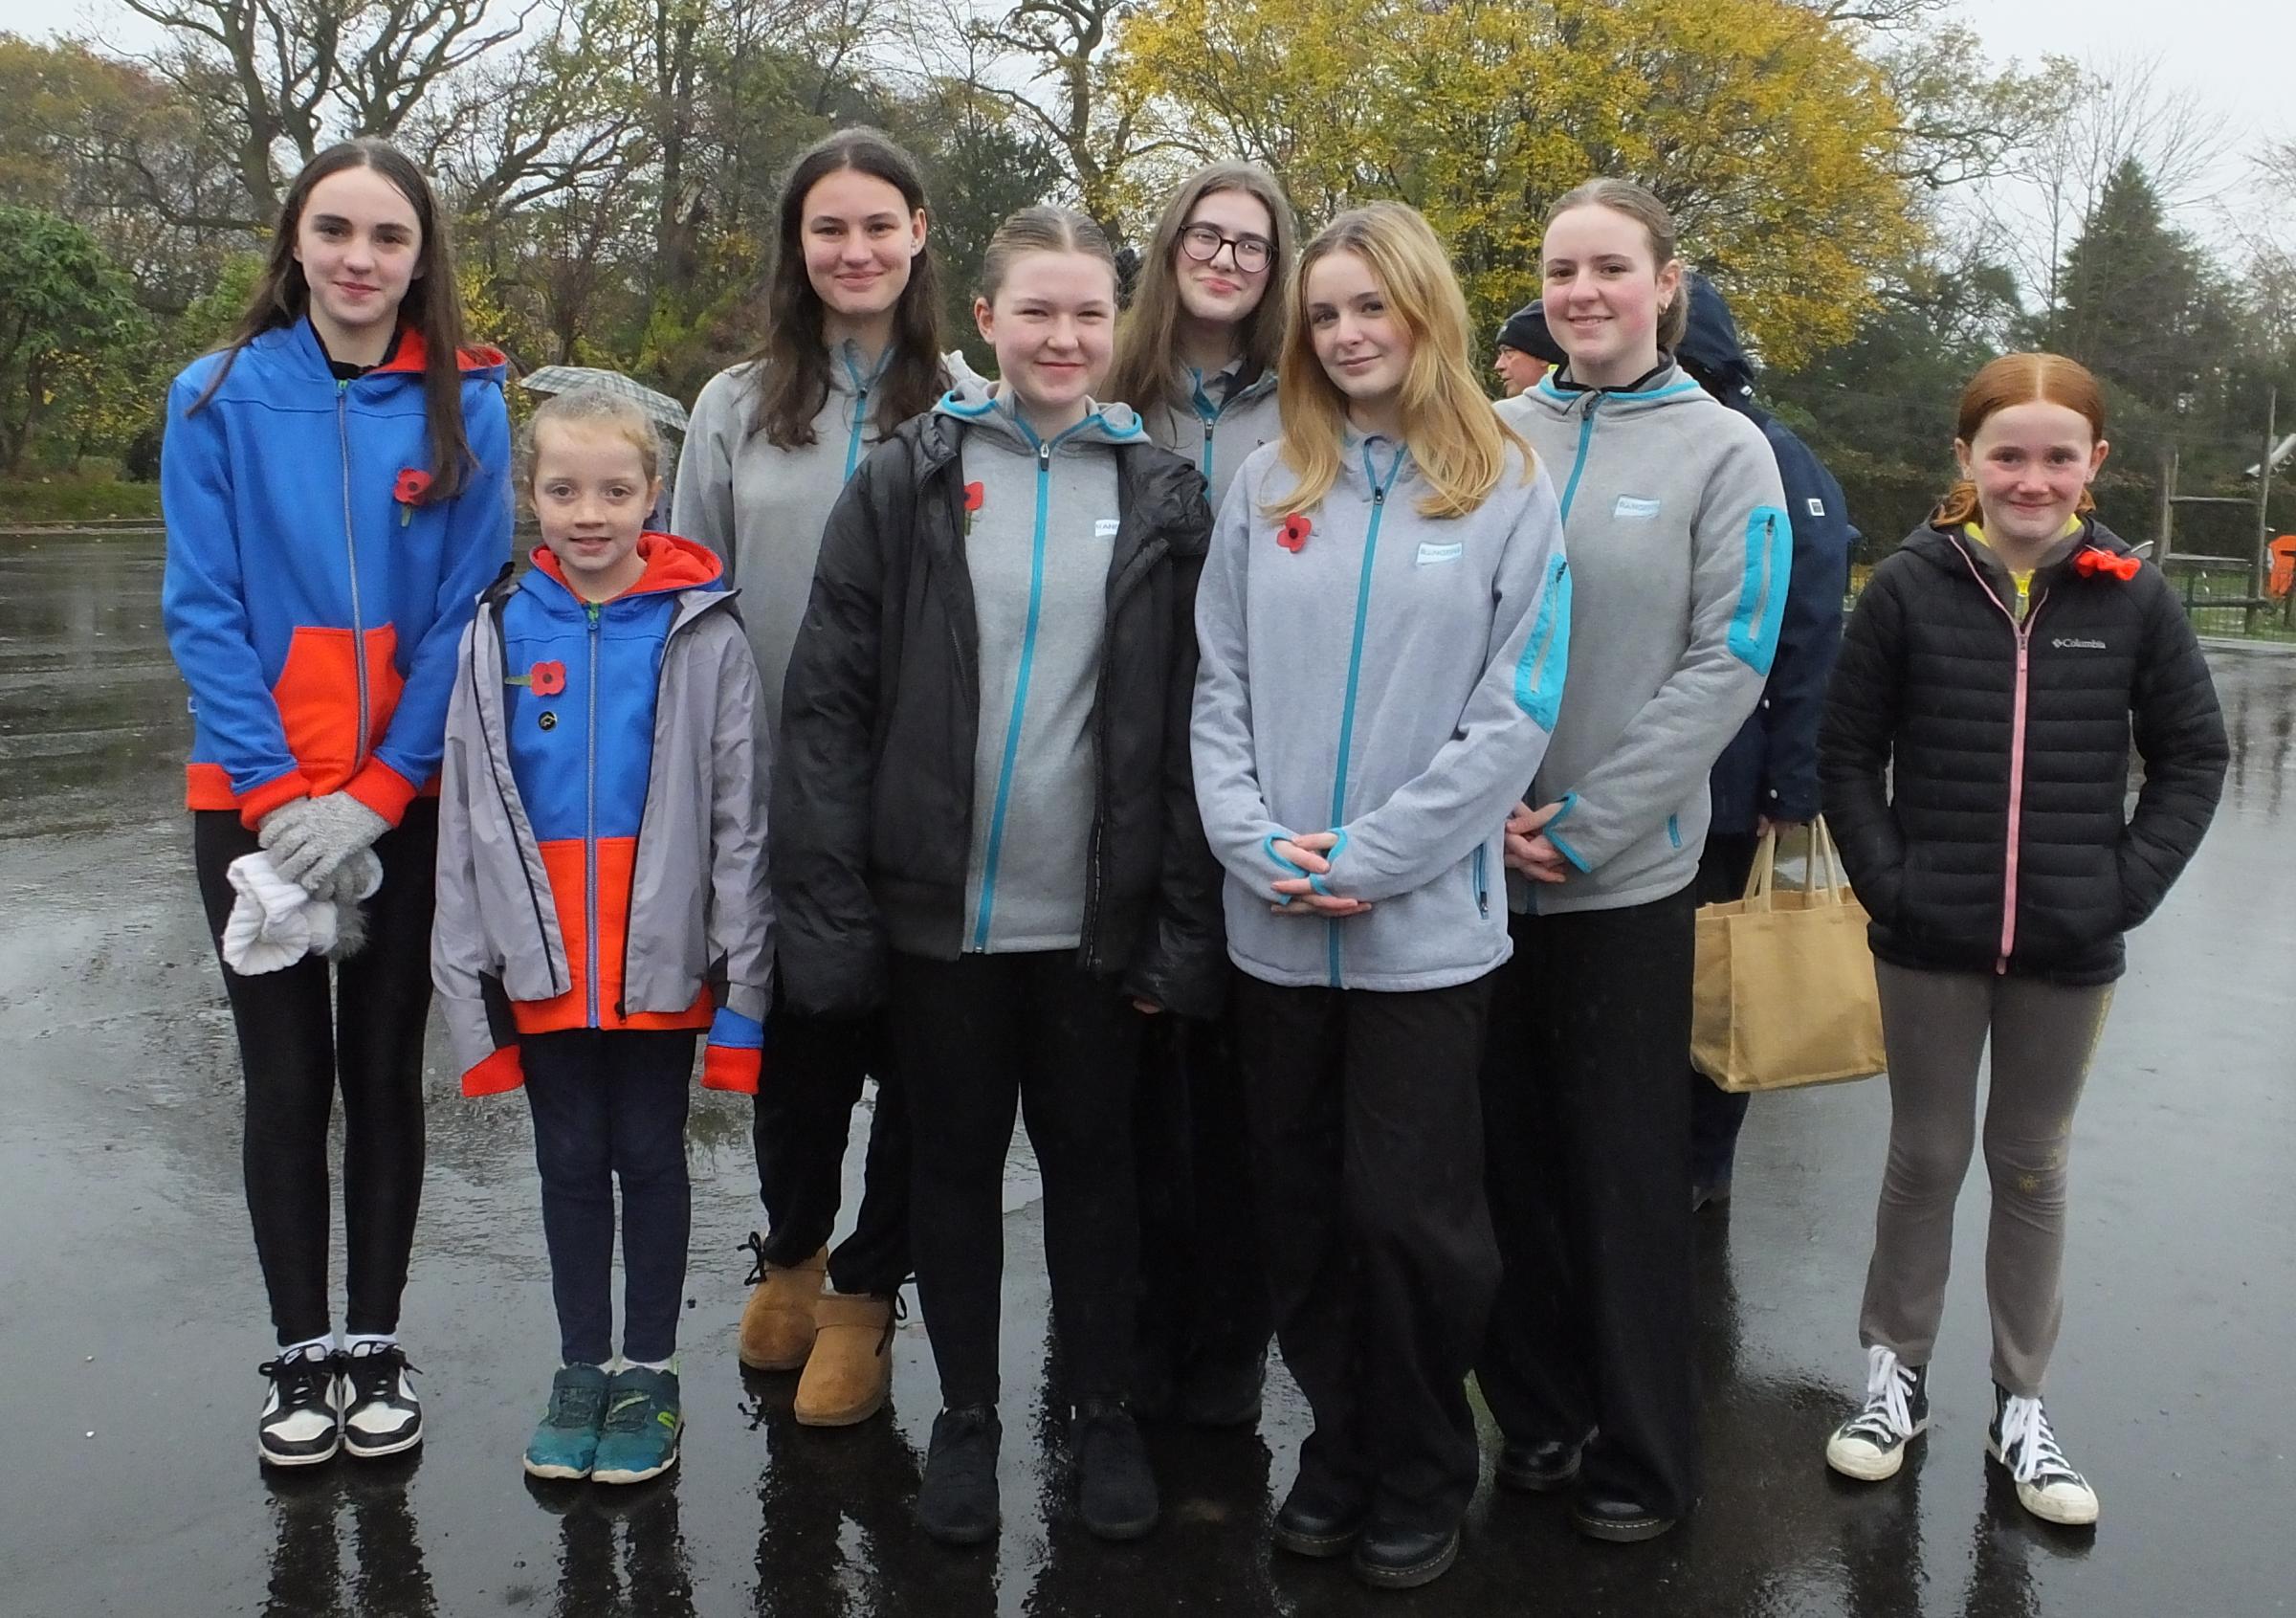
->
[1860, 962, 2113, 1396]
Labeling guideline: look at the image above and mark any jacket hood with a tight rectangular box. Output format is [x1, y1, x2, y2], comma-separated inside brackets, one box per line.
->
[1516, 360, 1708, 421]
[1188, 357, 1277, 414]
[523, 531, 727, 613]
[1673, 275, 1757, 413]
[828, 338, 893, 397]
[932, 366, 1148, 453]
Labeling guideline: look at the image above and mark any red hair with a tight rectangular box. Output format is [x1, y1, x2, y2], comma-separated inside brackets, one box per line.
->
[1934, 352, 2105, 528]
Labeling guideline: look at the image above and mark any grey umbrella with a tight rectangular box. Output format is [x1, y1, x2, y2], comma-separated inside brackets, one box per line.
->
[518, 366, 689, 432]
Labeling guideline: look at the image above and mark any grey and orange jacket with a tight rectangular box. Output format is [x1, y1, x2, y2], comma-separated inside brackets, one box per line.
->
[431, 534, 773, 1095]
[162, 320, 514, 829]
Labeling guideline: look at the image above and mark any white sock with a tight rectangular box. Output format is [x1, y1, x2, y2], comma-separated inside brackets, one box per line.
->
[345, 1334, 398, 1357]
[618, 1356, 674, 1373]
[280, 1335, 334, 1362]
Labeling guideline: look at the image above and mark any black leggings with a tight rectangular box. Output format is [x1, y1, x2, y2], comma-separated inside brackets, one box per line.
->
[194, 803, 437, 1345]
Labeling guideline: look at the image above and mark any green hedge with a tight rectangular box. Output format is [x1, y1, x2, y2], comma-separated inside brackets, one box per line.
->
[0, 473, 162, 525]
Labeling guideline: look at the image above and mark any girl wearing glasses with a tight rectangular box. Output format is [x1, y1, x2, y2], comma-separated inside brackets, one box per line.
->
[1105, 162, 1299, 1431]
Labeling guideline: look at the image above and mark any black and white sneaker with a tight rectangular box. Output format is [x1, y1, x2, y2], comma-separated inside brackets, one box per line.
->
[1824, 1345, 1929, 1481]
[257, 1346, 344, 1468]
[1987, 1386, 2099, 1526]
[341, 1343, 423, 1459]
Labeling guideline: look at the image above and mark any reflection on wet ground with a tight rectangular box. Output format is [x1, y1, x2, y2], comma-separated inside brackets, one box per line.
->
[0, 535, 2287, 1615]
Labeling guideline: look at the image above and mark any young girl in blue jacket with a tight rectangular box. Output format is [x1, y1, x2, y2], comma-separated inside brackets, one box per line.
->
[161, 139, 512, 1469]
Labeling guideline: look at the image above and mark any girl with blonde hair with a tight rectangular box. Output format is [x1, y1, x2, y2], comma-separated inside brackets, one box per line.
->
[1192, 200, 1571, 1588]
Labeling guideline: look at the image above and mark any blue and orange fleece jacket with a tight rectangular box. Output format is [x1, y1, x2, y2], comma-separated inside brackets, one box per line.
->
[431, 534, 773, 1097]
[161, 320, 514, 829]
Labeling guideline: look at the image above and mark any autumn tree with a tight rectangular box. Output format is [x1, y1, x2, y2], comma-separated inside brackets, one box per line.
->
[1107, 0, 1922, 366]
[0, 207, 149, 471]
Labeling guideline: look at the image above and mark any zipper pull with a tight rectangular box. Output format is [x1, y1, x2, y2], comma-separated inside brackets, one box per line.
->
[1039, 442, 1052, 469]
[1373, 486, 1385, 506]
[585, 600, 602, 626]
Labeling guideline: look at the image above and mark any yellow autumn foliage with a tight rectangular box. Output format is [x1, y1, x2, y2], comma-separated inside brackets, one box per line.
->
[1107, 0, 1921, 367]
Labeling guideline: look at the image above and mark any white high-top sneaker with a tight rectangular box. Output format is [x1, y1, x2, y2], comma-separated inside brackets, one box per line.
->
[1824, 1344, 1930, 1481]
[1988, 1386, 2100, 1526]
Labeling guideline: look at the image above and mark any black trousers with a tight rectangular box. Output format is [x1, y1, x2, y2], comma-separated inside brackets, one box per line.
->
[193, 802, 437, 1346]
[523, 1029, 696, 1365]
[891, 950, 1145, 1409]
[1479, 885, 1702, 1519]
[749, 974, 910, 1297]
[1689, 832, 1760, 1186]
[1234, 970, 1500, 1534]
[1133, 1008, 1272, 1396]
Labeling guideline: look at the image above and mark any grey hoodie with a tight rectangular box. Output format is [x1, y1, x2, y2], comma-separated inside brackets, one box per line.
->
[673, 342, 897, 727]
[934, 372, 1149, 952]
[1136, 360, 1281, 509]
[1193, 431, 1570, 991]
[1495, 364, 1789, 913]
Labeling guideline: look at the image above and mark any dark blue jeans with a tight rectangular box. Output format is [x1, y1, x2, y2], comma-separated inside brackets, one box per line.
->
[522, 1029, 696, 1364]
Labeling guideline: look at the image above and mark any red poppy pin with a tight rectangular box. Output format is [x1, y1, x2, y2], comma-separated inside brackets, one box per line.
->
[1278, 513, 1312, 553]
[393, 468, 433, 525]
[2072, 546, 2140, 582]
[530, 660, 567, 697]
[962, 480, 984, 535]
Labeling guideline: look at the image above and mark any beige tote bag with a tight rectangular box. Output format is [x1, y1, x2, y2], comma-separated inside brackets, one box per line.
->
[1690, 818, 1887, 1094]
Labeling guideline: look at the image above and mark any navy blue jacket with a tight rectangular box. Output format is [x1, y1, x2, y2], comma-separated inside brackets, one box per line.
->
[1676, 277, 1855, 831]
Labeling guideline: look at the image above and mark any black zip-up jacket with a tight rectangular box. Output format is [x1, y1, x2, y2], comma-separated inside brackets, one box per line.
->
[772, 408, 1224, 1018]
[1821, 518, 2226, 985]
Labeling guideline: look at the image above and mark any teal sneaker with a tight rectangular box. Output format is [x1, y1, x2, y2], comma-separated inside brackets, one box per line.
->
[522, 1363, 610, 1481]
[591, 1365, 682, 1485]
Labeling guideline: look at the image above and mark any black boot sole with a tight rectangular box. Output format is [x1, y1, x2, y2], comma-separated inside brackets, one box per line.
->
[1570, 1508, 1678, 1543]
[918, 1514, 1000, 1547]
[1272, 1519, 1361, 1559]
[1351, 1530, 1460, 1589]
[1496, 1453, 1581, 1494]
[1082, 1507, 1159, 1542]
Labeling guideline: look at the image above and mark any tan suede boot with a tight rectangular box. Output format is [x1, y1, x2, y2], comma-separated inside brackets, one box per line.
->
[792, 1294, 894, 1426]
[738, 1245, 826, 1371]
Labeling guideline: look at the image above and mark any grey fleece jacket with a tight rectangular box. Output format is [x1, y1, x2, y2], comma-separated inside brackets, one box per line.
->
[935, 373, 1146, 952]
[1137, 360, 1281, 510]
[1495, 363, 1790, 913]
[672, 341, 895, 728]
[1193, 431, 1571, 990]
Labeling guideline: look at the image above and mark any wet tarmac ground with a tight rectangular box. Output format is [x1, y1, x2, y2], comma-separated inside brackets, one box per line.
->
[0, 532, 2289, 1617]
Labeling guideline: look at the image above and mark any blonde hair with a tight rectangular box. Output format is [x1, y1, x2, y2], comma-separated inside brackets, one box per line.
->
[1545, 178, 1689, 352]
[978, 205, 1115, 302]
[1105, 162, 1296, 414]
[1271, 202, 1529, 520]
[521, 388, 665, 489]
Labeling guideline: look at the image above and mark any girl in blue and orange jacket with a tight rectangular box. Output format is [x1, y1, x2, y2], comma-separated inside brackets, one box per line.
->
[160, 139, 512, 1470]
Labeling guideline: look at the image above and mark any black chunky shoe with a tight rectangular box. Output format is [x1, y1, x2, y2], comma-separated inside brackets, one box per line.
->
[1496, 1433, 1587, 1494]
[1570, 1491, 1679, 1542]
[256, 1346, 343, 1468]
[916, 1406, 1002, 1546]
[1074, 1399, 1159, 1540]
[1350, 1518, 1461, 1589]
[1271, 1477, 1368, 1559]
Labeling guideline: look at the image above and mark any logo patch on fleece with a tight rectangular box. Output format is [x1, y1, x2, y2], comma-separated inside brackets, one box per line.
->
[1614, 496, 1662, 520]
[1806, 497, 1827, 518]
[1416, 542, 1465, 566]
[1094, 518, 1121, 540]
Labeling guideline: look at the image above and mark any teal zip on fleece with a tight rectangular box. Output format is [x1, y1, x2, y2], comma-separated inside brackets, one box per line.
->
[1325, 438, 1407, 984]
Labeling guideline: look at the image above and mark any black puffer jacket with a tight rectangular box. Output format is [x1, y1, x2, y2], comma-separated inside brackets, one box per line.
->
[772, 409, 1224, 1018]
[1821, 518, 2226, 985]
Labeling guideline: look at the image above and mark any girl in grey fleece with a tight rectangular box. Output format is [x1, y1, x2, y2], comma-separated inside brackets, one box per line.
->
[1475, 180, 1788, 1545]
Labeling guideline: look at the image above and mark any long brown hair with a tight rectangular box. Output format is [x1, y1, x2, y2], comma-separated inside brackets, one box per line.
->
[191, 138, 481, 501]
[746, 127, 945, 448]
[977, 205, 1116, 301]
[1933, 352, 2105, 528]
[1545, 177, 1689, 354]
[1271, 203, 1528, 520]
[1104, 162, 1296, 414]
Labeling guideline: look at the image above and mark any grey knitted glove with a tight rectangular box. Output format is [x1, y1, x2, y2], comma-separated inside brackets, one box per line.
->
[258, 793, 390, 895]
[319, 848, 383, 961]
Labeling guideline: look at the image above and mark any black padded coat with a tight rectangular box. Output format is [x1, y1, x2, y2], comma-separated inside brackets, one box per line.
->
[770, 409, 1225, 1020]
[1820, 518, 2226, 986]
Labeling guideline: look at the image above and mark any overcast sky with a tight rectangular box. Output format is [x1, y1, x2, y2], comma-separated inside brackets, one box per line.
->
[7, 0, 2291, 244]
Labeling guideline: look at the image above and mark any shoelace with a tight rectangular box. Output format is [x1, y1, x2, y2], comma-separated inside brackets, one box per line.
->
[738, 1230, 769, 1288]
[257, 1350, 341, 1407]
[1841, 1344, 1917, 1442]
[1998, 1394, 2078, 1487]
[344, 1346, 420, 1402]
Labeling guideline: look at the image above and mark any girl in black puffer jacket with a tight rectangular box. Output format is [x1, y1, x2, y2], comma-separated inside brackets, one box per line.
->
[1817, 353, 2226, 1528]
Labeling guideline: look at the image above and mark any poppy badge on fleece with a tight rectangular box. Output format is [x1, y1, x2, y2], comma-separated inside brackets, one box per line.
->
[394, 468, 433, 525]
[1278, 513, 1312, 553]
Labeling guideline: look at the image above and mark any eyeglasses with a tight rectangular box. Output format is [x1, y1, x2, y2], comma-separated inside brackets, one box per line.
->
[1179, 224, 1272, 275]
